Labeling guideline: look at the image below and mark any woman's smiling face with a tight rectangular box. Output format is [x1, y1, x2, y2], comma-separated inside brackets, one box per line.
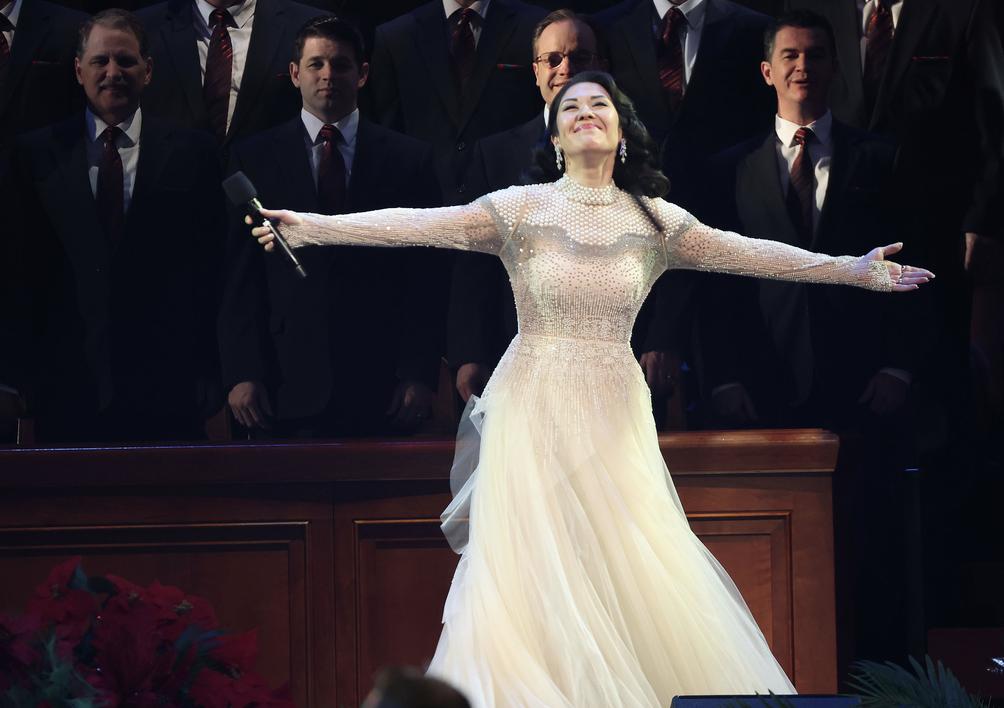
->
[553, 81, 621, 161]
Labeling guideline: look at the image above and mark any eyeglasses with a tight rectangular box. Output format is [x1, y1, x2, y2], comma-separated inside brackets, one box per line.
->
[533, 50, 599, 69]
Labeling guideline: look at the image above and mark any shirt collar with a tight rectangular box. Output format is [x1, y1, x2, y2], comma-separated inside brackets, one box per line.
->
[301, 107, 359, 147]
[86, 106, 143, 147]
[194, 0, 256, 31]
[442, 0, 490, 22]
[653, 0, 707, 29]
[775, 110, 833, 148]
[2, 0, 21, 28]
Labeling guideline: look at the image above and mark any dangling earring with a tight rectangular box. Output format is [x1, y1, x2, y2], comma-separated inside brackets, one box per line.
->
[619, 138, 628, 164]
[555, 144, 564, 171]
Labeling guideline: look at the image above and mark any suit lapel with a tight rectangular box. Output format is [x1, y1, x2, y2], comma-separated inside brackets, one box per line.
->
[52, 118, 107, 269]
[823, 0, 866, 126]
[2, 0, 52, 117]
[273, 117, 318, 213]
[620, 0, 668, 127]
[347, 119, 384, 211]
[229, 0, 285, 143]
[125, 117, 172, 242]
[870, 0, 937, 129]
[456, 0, 520, 134]
[747, 132, 798, 243]
[159, 0, 208, 129]
[815, 121, 853, 250]
[681, 0, 733, 122]
[414, 2, 461, 128]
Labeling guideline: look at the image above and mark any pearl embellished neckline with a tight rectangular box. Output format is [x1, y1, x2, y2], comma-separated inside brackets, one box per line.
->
[555, 175, 619, 206]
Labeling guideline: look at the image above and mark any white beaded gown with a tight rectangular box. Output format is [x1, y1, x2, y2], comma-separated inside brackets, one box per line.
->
[285, 176, 895, 707]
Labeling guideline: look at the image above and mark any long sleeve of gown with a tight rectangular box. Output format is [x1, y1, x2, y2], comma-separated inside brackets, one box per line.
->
[283, 186, 528, 256]
[652, 199, 896, 292]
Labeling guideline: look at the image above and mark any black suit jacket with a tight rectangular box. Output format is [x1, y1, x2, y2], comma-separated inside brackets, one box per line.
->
[787, 0, 1003, 250]
[6, 114, 225, 439]
[0, 1, 86, 144]
[220, 116, 442, 424]
[446, 113, 543, 368]
[368, 0, 545, 204]
[596, 0, 774, 211]
[700, 120, 922, 423]
[137, 0, 326, 150]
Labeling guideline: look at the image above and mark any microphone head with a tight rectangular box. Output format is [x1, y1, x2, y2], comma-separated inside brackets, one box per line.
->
[222, 171, 257, 205]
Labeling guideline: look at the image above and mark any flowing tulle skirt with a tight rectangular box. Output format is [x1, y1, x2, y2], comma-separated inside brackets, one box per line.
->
[427, 333, 796, 707]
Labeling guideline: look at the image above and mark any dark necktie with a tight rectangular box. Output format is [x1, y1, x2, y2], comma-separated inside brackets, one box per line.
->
[450, 8, 476, 93]
[0, 14, 13, 73]
[204, 8, 235, 141]
[317, 124, 347, 214]
[863, 0, 893, 109]
[785, 127, 815, 243]
[657, 8, 686, 109]
[97, 126, 125, 247]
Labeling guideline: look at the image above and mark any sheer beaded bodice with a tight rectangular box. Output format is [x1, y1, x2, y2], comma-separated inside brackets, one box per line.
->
[285, 176, 895, 347]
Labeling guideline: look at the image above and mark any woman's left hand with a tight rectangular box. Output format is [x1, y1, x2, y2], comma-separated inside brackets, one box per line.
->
[864, 242, 935, 292]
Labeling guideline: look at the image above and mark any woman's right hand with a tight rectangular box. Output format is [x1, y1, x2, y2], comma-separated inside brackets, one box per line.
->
[245, 208, 303, 252]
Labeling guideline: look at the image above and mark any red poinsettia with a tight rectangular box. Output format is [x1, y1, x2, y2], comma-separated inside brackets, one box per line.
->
[1, 558, 294, 708]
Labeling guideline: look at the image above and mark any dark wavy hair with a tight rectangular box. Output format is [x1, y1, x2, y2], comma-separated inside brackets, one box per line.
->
[525, 71, 669, 198]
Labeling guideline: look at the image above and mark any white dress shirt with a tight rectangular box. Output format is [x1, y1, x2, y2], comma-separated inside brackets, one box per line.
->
[194, 0, 257, 134]
[653, 0, 707, 86]
[301, 107, 359, 189]
[858, 0, 905, 68]
[442, 0, 491, 46]
[774, 110, 833, 233]
[1, 0, 21, 49]
[85, 107, 143, 214]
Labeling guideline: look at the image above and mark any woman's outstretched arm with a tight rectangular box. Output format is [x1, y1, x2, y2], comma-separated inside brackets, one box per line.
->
[250, 187, 530, 256]
[653, 200, 933, 292]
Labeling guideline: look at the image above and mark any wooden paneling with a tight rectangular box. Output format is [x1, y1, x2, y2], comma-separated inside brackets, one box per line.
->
[0, 430, 839, 706]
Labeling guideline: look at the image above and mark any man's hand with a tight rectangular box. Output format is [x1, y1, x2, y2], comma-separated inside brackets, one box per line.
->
[455, 362, 490, 403]
[387, 380, 435, 429]
[711, 383, 758, 427]
[228, 380, 273, 429]
[639, 351, 673, 397]
[858, 371, 910, 416]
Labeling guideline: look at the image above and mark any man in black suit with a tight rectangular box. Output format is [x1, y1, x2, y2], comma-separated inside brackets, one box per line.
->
[3, 9, 224, 444]
[137, 0, 325, 149]
[783, 0, 1004, 411]
[220, 16, 442, 438]
[595, 0, 778, 399]
[699, 11, 925, 663]
[0, 0, 87, 144]
[368, 0, 546, 205]
[448, 9, 602, 401]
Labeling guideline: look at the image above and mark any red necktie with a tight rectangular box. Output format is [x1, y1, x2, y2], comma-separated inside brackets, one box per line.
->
[97, 126, 125, 247]
[204, 8, 235, 141]
[863, 0, 893, 108]
[785, 127, 815, 242]
[317, 124, 347, 214]
[0, 14, 13, 73]
[450, 8, 476, 93]
[657, 8, 686, 109]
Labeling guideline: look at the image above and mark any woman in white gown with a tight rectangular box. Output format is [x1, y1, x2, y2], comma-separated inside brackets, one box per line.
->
[251, 72, 932, 707]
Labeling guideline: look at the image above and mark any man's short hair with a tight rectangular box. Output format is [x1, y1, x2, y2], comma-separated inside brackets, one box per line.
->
[763, 10, 837, 62]
[293, 15, 365, 66]
[531, 8, 598, 59]
[77, 8, 149, 58]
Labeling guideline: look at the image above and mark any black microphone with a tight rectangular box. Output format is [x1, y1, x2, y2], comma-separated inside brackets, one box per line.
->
[223, 171, 307, 279]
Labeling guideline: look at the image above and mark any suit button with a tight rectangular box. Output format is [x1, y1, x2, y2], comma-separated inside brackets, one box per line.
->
[457, 183, 467, 194]
[456, 141, 466, 151]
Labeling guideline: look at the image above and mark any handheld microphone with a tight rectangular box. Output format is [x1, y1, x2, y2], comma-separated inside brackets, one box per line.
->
[223, 171, 307, 279]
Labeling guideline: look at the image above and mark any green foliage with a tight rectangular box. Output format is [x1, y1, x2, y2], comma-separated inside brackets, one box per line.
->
[847, 656, 989, 708]
[3, 634, 100, 708]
